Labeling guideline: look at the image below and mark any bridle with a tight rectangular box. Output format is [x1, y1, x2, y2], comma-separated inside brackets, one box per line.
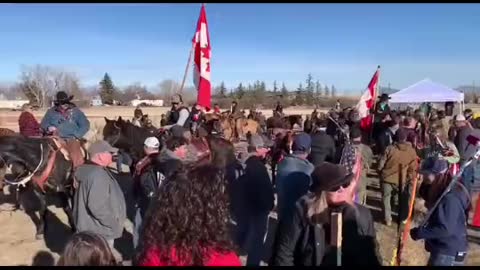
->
[2, 143, 45, 188]
[108, 121, 122, 147]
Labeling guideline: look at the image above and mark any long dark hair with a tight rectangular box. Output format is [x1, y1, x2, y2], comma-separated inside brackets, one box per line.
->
[136, 163, 235, 265]
[423, 173, 472, 211]
[57, 231, 117, 266]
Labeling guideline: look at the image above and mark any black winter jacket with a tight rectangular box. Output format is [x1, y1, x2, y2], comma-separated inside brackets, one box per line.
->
[308, 131, 336, 166]
[271, 195, 381, 266]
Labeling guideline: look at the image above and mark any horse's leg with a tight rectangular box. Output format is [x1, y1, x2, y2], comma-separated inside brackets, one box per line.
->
[60, 191, 76, 233]
[33, 188, 48, 240]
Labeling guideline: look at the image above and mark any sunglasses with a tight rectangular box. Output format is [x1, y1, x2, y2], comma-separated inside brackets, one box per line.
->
[328, 182, 351, 192]
[327, 174, 353, 192]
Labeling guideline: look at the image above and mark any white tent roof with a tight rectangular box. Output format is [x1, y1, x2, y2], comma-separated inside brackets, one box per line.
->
[389, 79, 464, 104]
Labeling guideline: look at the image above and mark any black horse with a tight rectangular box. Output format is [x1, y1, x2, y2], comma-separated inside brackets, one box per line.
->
[0, 135, 76, 239]
[103, 117, 236, 171]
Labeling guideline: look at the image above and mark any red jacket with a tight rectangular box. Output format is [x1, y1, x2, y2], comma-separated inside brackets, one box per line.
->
[18, 111, 42, 137]
[138, 247, 241, 266]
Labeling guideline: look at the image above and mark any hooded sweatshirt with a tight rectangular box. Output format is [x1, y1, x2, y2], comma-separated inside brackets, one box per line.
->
[378, 142, 418, 186]
[73, 163, 126, 240]
[415, 186, 470, 256]
[18, 111, 42, 137]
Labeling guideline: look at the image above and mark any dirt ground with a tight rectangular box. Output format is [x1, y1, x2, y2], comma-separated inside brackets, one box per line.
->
[1, 106, 480, 266]
[1, 165, 480, 266]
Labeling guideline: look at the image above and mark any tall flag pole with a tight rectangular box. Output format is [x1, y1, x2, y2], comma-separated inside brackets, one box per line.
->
[192, 3, 212, 109]
[356, 65, 380, 133]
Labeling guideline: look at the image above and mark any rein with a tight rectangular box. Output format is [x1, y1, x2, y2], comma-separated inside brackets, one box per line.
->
[109, 122, 122, 146]
[3, 143, 45, 188]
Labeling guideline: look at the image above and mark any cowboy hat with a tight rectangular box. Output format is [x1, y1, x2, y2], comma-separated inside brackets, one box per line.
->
[378, 93, 391, 100]
[55, 91, 74, 104]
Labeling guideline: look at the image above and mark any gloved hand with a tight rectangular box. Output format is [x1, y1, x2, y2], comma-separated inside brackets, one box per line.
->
[410, 227, 421, 241]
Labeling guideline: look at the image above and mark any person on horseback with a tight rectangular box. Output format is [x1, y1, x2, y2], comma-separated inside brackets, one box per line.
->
[228, 101, 247, 141]
[213, 103, 221, 114]
[18, 103, 42, 137]
[230, 101, 239, 115]
[375, 94, 391, 118]
[335, 99, 341, 111]
[40, 91, 90, 169]
[163, 94, 191, 131]
[189, 103, 204, 135]
[132, 107, 143, 128]
[160, 114, 167, 127]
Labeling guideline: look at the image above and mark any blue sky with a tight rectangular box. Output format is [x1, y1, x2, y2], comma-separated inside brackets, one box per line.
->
[0, 3, 479, 93]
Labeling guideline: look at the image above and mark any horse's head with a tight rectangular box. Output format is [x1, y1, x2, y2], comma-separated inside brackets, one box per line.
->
[103, 117, 121, 143]
[103, 117, 131, 147]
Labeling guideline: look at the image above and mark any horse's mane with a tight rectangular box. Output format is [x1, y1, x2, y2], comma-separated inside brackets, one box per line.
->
[0, 136, 50, 172]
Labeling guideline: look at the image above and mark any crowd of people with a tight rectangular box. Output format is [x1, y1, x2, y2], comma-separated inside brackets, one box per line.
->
[6, 90, 480, 266]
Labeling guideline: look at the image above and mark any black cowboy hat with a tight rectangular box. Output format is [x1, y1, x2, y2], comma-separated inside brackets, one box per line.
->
[55, 91, 74, 104]
[378, 93, 391, 100]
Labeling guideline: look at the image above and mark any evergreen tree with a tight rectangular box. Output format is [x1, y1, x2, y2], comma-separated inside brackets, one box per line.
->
[273, 80, 278, 93]
[281, 82, 288, 99]
[324, 85, 330, 97]
[247, 83, 253, 92]
[219, 81, 227, 97]
[315, 80, 322, 95]
[305, 73, 315, 106]
[251, 80, 266, 105]
[99, 73, 116, 105]
[331, 84, 337, 97]
[294, 83, 305, 106]
[236, 83, 245, 99]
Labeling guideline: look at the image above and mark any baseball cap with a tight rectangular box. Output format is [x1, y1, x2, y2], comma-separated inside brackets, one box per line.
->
[420, 157, 448, 175]
[249, 134, 265, 149]
[310, 162, 354, 193]
[144, 137, 160, 149]
[88, 140, 118, 156]
[292, 133, 311, 154]
[454, 114, 466, 122]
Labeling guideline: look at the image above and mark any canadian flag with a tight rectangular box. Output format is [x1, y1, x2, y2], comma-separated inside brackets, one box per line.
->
[192, 4, 211, 109]
[357, 66, 380, 131]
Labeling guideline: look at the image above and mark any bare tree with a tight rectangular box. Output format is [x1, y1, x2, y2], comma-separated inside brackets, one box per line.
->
[18, 65, 81, 107]
[156, 79, 181, 101]
[118, 82, 156, 104]
[0, 83, 26, 100]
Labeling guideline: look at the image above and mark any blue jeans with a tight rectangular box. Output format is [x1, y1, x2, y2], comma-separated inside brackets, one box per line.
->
[462, 161, 480, 194]
[133, 207, 142, 250]
[428, 252, 466, 266]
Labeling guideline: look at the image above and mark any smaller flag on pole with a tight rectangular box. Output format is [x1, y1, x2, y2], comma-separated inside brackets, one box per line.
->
[357, 66, 380, 131]
[192, 4, 212, 109]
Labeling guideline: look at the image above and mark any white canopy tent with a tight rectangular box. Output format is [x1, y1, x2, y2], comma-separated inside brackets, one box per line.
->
[389, 78, 465, 111]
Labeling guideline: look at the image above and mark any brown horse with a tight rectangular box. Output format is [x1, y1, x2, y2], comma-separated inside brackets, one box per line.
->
[215, 115, 260, 142]
[0, 128, 15, 137]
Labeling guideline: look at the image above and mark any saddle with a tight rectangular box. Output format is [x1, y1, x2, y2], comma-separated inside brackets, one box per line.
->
[48, 137, 70, 161]
[48, 136, 86, 167]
